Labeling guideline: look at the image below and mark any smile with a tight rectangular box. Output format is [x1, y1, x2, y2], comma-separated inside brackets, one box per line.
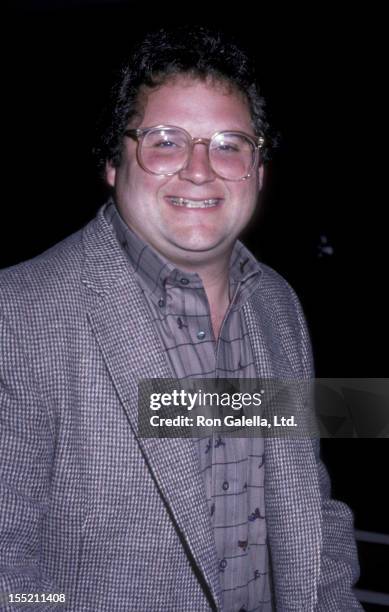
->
[168, 197, 221, 208]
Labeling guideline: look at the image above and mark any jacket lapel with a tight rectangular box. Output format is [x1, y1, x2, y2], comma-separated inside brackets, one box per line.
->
[81, 206, 222, 610]
[244, 294, 322, 610]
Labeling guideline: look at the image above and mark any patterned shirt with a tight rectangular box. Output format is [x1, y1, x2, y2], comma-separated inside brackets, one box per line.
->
[105, 201, 274, 612]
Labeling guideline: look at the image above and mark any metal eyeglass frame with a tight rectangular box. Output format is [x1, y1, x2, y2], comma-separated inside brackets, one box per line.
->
[124, 124, 265, 181]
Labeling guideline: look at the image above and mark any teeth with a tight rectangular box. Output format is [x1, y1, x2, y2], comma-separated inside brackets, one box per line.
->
[169, 197, 219, 208]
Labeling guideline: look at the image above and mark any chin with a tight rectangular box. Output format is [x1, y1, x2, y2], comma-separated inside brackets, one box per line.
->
[171, 239, 232, 263]
[171, 236, 221, 252]
[172, 229, 226, 249]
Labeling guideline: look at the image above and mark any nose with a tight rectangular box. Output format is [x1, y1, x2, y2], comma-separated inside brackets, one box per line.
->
[178, 142, 216, 184]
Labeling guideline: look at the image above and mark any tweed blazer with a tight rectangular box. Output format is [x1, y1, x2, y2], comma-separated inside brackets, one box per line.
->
[0, 203, 362, 611]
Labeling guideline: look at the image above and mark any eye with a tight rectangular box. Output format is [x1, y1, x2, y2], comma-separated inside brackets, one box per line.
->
[217, 143, 239, 152]
[153, 139, 178, 148]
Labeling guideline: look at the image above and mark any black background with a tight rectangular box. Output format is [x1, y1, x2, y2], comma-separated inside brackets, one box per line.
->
[3, 1, 388, 600]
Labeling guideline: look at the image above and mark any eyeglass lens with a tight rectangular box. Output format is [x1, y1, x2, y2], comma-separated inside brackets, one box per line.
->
[139, 128, 256, 180]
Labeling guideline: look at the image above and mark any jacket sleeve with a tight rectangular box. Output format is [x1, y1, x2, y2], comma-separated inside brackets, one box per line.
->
[290, 288, 364, 610]
[0, 307, 59, 611]
[312, 440, 364, 610]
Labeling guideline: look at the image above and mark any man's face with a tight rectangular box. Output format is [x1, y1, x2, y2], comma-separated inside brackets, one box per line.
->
[106, 77, 264, 270]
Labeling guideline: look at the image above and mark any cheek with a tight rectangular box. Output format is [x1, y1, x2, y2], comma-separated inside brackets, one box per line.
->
[130, 170, 171, 200]
[233, 181, 259, 214]
[115, 164, 152, 205]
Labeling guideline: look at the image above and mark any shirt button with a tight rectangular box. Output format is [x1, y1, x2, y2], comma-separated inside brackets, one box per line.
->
[222, 481, 229, 491]
[158, 298, 165, 307]
[197, 330, 206, 340]
[219, 558, 228, 570]
[180, 278, 189, 285]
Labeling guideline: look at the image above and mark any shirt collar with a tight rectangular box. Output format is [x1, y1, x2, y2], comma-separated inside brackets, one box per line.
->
[104, 199, 262, 309]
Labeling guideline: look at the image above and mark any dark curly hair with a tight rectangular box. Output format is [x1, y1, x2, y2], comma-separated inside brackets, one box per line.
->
[94, 25, 278, 174]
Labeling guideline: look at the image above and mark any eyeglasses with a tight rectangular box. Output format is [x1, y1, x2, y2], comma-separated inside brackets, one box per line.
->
[124, 125, 265, 181]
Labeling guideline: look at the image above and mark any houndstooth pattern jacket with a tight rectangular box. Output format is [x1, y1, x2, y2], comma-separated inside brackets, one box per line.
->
[0, 203, 362, 611]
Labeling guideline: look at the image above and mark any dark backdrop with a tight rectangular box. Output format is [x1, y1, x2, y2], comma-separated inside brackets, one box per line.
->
[3, 1, 388, 601]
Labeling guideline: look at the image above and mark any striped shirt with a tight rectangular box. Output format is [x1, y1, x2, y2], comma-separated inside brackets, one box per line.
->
[105, 201, 274, 612]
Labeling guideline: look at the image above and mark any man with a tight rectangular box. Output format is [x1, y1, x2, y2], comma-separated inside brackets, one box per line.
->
[0, 26, 362, 611]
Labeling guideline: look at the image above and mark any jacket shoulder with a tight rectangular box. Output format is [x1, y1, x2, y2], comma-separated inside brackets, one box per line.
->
[0, 212, 101, 313]
[255, 261, 304, 315]
[250, 260, 314, 377]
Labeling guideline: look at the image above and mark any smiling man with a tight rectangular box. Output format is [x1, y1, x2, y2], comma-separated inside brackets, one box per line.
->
[0, 27, 362, 611]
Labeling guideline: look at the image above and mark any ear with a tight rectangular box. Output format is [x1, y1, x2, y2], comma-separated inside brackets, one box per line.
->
[105, 161, 116, 188]
[258, 163, 265, 191]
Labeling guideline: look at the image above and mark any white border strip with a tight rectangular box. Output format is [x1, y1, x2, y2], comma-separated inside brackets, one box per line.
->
[354, 589, 389, 606]
[355, 530, 389, 545]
